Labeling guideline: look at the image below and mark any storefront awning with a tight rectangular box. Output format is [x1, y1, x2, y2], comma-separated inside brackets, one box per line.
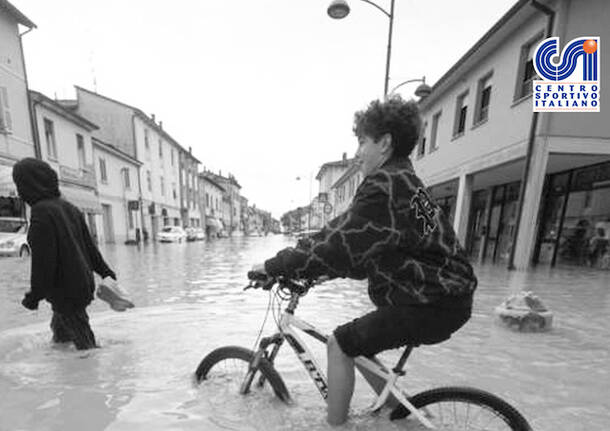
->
[205, 216, 223, 230]
[60, 185, 101, 214]
[0, 164, 18, 197]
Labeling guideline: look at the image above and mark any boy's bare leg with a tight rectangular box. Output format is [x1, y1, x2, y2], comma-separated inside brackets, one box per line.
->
[327, 335, 355, 425]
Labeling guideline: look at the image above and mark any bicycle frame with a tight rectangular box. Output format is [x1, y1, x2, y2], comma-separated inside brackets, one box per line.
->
[255, 297, 435, 428]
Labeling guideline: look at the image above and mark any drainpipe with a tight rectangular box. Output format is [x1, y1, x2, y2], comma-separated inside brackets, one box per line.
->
[507, 0, 555, 270]
[132, 114, 146, 242]
[19, 27, 40, 159]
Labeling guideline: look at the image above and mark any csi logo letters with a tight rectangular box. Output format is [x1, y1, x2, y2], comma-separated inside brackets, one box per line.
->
[532, 37, 600, 112]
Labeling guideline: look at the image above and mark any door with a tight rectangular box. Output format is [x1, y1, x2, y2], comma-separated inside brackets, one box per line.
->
[101, 204, 115, 243]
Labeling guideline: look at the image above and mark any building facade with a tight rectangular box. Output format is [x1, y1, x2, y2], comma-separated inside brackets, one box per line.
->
[71, 86, 198, 241]
[30, 91, 101, 239]
[199, 173, 225, 238]
[0, 1, 35, 217]
[328, 160, 361, 220]
[93, 137, 142, 244]
[179, 148, 201, 228]
[412, 0, 610, 269]
[202, 170, 242, 236]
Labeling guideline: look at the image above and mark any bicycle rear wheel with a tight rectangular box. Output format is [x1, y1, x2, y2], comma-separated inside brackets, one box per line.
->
[391, 386, 532, 430]
[194, 345, 290, 403]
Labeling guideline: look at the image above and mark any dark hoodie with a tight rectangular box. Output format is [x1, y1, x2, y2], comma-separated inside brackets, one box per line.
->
[13, 158, 115, 313]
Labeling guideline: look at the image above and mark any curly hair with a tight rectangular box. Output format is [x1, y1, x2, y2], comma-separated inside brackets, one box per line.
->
[352, 96, 422, 158]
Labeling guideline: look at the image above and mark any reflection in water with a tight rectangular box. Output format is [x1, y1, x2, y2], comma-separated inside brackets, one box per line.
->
[0, 235, 609, 430]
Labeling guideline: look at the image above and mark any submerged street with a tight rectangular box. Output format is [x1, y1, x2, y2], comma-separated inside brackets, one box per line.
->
[1, 235, 609, 430]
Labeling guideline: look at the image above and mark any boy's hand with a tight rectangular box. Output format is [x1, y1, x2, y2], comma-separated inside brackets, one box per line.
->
[251, 263, 266, 274]
[21, 295, 39, 310]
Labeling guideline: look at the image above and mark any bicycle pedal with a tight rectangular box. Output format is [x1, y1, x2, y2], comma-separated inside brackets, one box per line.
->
[389, 404, 410, 421]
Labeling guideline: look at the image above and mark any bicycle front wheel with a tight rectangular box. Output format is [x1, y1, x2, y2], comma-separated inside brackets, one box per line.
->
[392, 386, 532, 431]
[194, 345, 290, 403]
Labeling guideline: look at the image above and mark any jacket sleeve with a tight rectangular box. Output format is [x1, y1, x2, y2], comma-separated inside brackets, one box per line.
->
[80, 212, 116, 279]
[265, 171, 401, 279]
[26, 206, 58, 302]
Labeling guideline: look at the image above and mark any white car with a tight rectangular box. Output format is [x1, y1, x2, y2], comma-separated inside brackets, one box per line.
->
[0, 217, 30, 257]
[186, 227, 205, 241]
[157, 226, 187, 243]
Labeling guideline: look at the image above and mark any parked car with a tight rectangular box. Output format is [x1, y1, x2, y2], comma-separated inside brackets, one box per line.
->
[157, 226, 187, 243]
[0, 217, 30, 257]
[186, 227, 205, 241]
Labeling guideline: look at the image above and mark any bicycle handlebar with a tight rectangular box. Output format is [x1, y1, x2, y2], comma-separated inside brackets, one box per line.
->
[245, 271, 328, 295]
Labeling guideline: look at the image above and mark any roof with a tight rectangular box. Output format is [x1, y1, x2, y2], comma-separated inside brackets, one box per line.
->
[29, 90, 99, 131]
[202, 170, 242, 190]
[315, 157, 352, 180]
[92, 137, 143, 166]
[419, 0, 533, 109]
[0, 0, 35, 29]
[198, 174, 226, 192]
[74, 86, 201, 164]
[331, 160, 360, 189]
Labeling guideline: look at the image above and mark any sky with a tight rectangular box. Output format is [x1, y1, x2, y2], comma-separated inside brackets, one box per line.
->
[15, 0, 517, 218]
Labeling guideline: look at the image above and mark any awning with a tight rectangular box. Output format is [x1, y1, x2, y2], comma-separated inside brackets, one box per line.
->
[0, 164, 17, 197]
[205, 216, 223, 230]
[60, 185, 102, 214]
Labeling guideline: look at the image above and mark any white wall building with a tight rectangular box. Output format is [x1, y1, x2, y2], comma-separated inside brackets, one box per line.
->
[199, 173, 225, 238]
[30, 90, 101, 239]
[93, 137, 142, 244]
[71, 86, 195, 241]
[412, 0, 610, 269]
[0, 0, 35, 217]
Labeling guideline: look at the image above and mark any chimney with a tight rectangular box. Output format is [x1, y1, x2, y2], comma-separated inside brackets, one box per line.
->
[159, 121, 163, 129]
[189, 146, 192, 154]
[151, 114, 156, 123]
[342, 152, 347, 161]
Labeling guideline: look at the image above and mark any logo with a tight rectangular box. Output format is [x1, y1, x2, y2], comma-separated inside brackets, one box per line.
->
[410, 188, 438, 237]
[533, 37, 600, 112]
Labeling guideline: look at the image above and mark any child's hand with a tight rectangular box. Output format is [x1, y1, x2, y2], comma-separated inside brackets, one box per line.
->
[21, 295, 39, 310]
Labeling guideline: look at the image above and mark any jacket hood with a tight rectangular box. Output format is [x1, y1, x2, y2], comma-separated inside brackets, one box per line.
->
[12, 158, 60, 205]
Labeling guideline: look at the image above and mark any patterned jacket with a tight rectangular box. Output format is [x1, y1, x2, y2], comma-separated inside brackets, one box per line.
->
[264, 157, 477, 307]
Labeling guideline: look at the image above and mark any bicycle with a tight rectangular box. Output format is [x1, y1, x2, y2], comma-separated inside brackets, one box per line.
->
[194, 273, 532, 430]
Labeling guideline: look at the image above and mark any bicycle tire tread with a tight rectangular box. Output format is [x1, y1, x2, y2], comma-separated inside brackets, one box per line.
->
[194, 345, 291, 403]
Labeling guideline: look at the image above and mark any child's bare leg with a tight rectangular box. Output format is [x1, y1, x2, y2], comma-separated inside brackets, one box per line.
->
[327, 335, 355, 425]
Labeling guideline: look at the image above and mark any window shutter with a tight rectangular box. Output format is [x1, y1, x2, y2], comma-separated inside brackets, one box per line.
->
[0, 87, 12, 131]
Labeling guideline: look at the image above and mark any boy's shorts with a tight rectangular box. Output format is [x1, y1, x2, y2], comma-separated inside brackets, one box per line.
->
[333, 300, 472, 358]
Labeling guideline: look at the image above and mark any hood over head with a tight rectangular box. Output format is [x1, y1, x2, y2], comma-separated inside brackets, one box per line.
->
[12, 158, 60, 205]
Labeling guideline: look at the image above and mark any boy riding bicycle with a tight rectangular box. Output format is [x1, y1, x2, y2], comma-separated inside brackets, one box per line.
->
[252, 96, 477, 425]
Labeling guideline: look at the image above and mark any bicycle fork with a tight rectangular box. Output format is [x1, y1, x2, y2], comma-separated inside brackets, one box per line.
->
[240, 333, 284, 394]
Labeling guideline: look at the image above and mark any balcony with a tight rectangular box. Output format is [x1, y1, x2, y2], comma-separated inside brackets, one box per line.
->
[59, 164, 96, 189]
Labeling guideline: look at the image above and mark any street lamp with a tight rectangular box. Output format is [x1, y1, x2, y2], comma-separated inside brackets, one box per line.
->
[389, 76, 432, 98]
[328, 0, 395, 96]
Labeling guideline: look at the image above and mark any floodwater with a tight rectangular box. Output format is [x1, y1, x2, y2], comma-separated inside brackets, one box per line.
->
[0, 235, 608, 431]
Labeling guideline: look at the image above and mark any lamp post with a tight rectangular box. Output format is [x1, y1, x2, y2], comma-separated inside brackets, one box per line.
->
[328, 0, 395, 96]
[389, 76, 432, 98]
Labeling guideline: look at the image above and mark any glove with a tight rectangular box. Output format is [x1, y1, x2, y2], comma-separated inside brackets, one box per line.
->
[21, 294, 39, 310]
